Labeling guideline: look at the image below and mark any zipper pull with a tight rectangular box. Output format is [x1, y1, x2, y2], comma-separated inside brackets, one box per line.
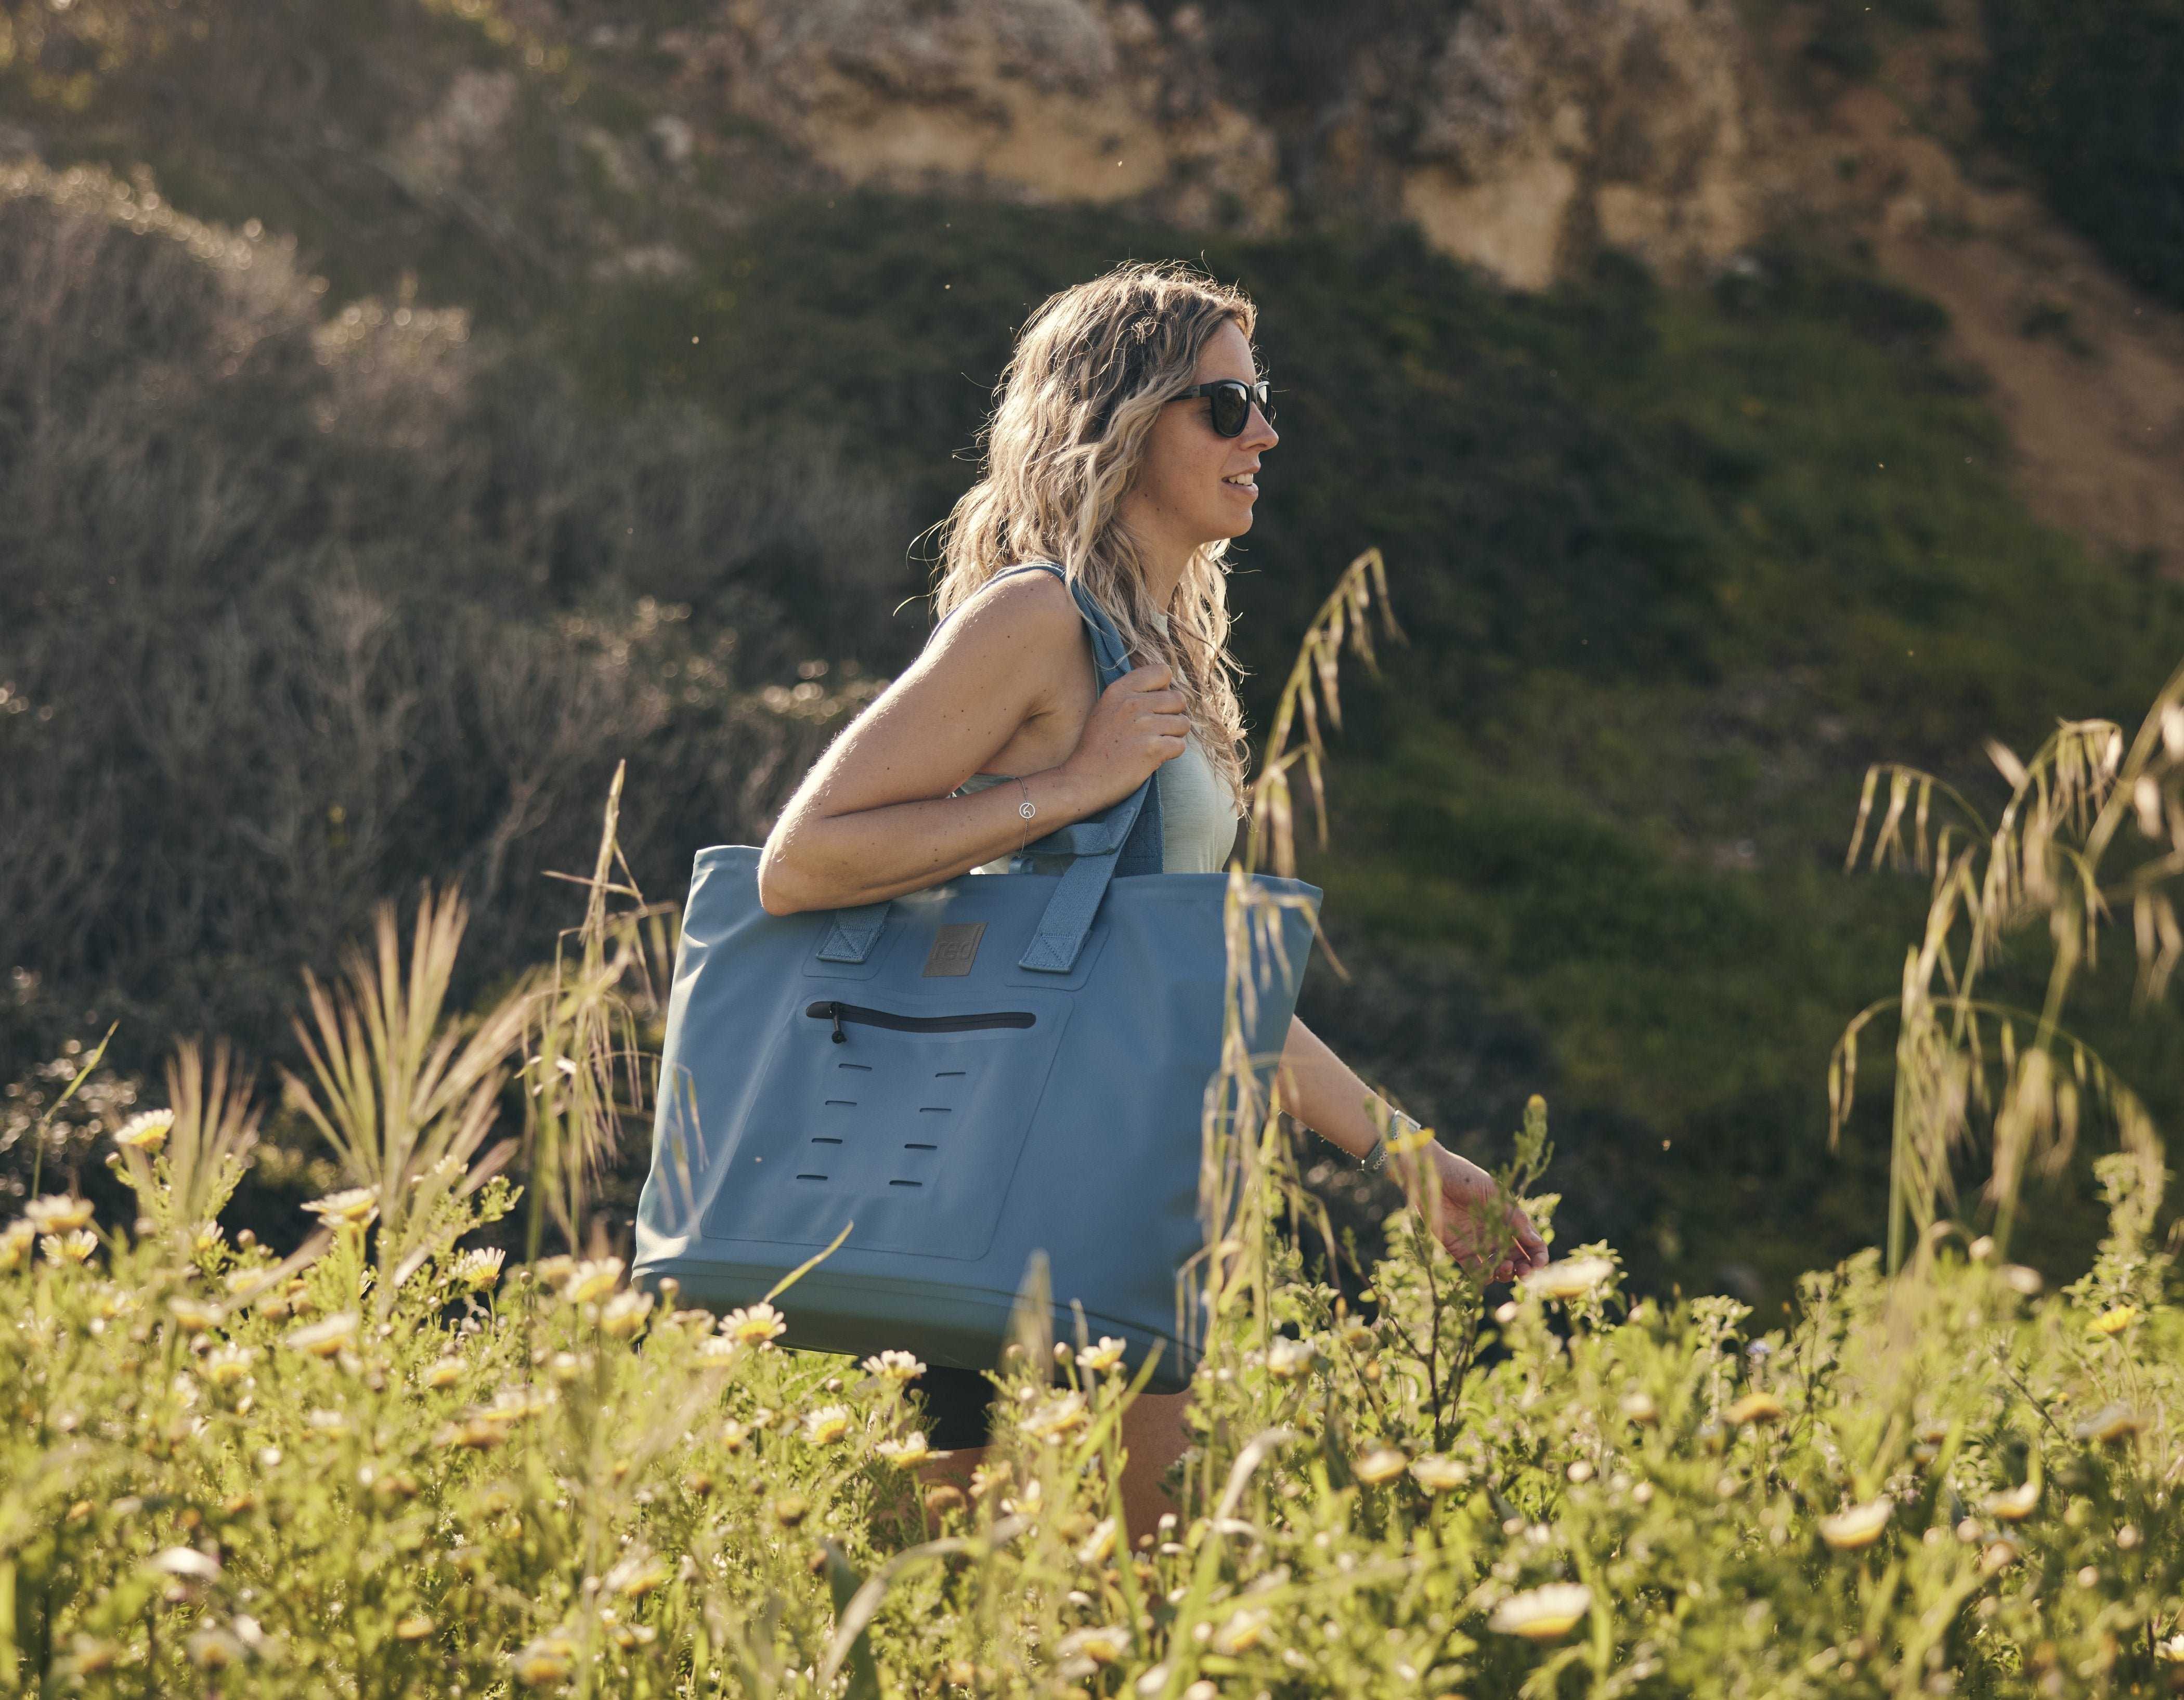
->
[828, 1002, 846, 1044]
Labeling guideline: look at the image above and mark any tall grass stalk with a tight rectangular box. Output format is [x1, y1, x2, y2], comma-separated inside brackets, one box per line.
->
[1832, 658, 2184, 1270]
[281, 888, 535, 1313]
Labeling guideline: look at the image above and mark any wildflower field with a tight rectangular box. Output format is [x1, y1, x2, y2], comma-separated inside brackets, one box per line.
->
[6, 568, 2184, 1698]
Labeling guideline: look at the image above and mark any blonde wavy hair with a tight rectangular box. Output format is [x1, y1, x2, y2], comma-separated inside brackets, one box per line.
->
[930, 260, 1256, 808]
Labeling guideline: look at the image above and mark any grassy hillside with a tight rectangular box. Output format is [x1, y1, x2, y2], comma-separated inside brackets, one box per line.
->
[5, 7, 2181, 1300]
[571, 193, 2184, 1293]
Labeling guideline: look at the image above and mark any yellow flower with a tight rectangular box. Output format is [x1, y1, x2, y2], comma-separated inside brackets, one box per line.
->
[1077, 1336, 1127, 1374]
[450, 1248, 505, 1292]
[876, 1432, 931, 1469]
[2089, 1306, 2138, 1337]
[513, 1634, 576, 1684]
[1211, 1609, 1270, 1655]
[604, 1551, 670, 1599]
[303, 1188, 379, 1228]
[41, 1229, 96, 1265]
[599, 1290, 653, 1338]
[534, 1254, 576, 1287]
[697, 1334, 743, 1362]
[1266, 1338, 1313, 1380]
[436, 1415, 505, 1451]
[0, 1220, 36, 1272]
[202, 1345, 255, 1388]
[862, 1349, 926, 1380]
[487, 1385, 553, 1422]
[187, 1629, 241, 1671]
[65, 1634, 119, 1675]
[1987, 1479, 2040, 1522]
[1057, 1625, 1131, 1666]
[1076, 1515, 1117, 1565]
[167, 1296, 223, 1334]
[803, 1404, 854, 1445]
[1726, 1392, 1786, 1425]
[393, 1616, 435, 1642]
[2154, 1634, 2184, 1666]
[1409, 1454, 1469, 1495]
[1490, 1584, 1592, 1641]
[24, 1195, 95, 1234]
[1022, 1391, 1089, 1443]
[114, 1109, 174, 1153]
[1618, 1390, 1658, 1425]
[2073, 1405, 2142, 1445]
[422, 1357, 464, 1390]
[1354, 1446, 1409, 1486]
[1818, 1499, 1892, 1551]
[562, 1258, 624, 1305]
[306, 1408, 349, 1439]
[283, 1312, 359, 1358]
[722, 1302, 786, 1346]
[1524, 1257, 1615, 1302]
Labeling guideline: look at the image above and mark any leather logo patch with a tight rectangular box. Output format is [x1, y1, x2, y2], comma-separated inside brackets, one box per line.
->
[921, 922, 986, 978]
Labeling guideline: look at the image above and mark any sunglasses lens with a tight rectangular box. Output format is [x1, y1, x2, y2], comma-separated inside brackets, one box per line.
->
[1210, 385, 1248, 436]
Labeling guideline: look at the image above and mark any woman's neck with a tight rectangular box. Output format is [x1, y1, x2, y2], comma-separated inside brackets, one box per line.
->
[1127, 533, 1190, 614]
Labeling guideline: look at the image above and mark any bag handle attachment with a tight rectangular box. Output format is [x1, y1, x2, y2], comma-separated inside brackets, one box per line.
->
[812, 563, 1162, 974]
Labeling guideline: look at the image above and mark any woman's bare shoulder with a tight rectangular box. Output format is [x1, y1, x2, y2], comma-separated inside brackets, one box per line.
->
[920, 565, 1087, 678]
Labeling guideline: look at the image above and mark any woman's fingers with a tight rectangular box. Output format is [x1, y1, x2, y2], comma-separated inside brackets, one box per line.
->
[1431, 1172, 1548, 1281]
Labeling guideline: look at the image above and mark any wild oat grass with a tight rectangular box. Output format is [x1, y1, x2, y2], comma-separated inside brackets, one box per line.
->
[4, 568, 2181, 1696]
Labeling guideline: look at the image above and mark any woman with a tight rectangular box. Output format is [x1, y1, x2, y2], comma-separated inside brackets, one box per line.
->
[757, 260, 1548, 1527]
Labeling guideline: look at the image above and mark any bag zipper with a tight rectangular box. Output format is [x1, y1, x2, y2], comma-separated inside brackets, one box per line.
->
[807, 999, 1036, 1044]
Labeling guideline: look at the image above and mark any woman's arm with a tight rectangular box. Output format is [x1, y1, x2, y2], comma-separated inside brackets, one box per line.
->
[1275, 1014, 1549, 1280]
[757, 571, 1189, 916]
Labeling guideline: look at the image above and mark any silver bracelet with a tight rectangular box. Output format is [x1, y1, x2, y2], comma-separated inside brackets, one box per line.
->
[1361, 1110, 1425, 1179]
[1013, 775, 1036, 855]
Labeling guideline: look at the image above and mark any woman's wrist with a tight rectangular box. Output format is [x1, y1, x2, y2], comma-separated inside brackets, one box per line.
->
[1359, 1108, 1426, 1178]
[1023, 760, 1109, 835]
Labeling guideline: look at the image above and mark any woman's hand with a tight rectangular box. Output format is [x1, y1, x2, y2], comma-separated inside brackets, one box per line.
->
[1397, 1143, 1550, 1284]
[1059, 663, 1189, 810]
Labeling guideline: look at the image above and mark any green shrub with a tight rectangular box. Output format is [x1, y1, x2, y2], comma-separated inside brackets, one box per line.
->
[1981, 0, 2184, 311]
[0, 164, 899, 1088]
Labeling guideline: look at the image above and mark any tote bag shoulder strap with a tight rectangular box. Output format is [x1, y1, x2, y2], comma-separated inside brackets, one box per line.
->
[816, 561, 1163, 975]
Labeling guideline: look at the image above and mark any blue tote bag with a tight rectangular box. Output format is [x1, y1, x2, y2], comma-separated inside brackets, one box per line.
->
[632, 563, 1320, 1392]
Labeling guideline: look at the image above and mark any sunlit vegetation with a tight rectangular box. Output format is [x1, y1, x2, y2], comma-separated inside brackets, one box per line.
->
[5, 588, 2182, 1695]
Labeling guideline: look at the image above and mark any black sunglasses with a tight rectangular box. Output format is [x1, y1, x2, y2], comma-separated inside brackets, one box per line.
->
[1172, 378, 1274, 438]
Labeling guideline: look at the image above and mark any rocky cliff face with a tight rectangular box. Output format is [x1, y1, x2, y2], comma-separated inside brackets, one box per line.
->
[657, 0, 1764, 291]
[635, 0, 2178, 571]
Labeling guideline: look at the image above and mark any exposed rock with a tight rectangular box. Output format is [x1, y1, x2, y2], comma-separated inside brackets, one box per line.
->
[1401, 0, 1761, 289]
[662, 0, 1289, 233]
[655, 0, 1761, 284]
